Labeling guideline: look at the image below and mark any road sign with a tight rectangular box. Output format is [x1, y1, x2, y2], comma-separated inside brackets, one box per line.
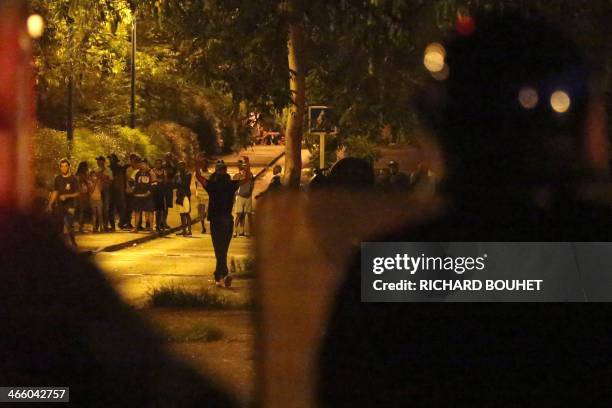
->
[308, 106, 335, 169]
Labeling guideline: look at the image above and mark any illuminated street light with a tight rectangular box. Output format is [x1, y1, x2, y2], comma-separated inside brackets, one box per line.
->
[27, 14, 44, 39]
[550, 90, 570, 113]
[424, 43, 446, 73]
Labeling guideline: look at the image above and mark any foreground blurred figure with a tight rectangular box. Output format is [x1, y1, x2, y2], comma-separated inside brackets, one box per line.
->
[0, 213, 236, 406]
[319, 10, 612, 406]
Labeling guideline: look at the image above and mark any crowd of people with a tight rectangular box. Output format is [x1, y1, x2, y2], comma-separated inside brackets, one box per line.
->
[48, 152, 262, 241]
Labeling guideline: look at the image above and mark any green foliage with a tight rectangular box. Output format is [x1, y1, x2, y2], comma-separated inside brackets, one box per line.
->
[146, 122, 199, 165]
[148, 284, 252, 310]
[343, 136, 382, 166]
[34, 127, 69, 188]
[34, 125, 182, 188]
[306, 133, 338, 170]
[229, 256, 256, 279]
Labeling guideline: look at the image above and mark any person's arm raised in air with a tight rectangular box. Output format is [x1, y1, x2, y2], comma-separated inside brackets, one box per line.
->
[195, 159, 209, 188]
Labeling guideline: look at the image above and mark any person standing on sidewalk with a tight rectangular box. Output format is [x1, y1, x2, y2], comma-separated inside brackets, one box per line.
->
[131, 159, 154, 233]
[233, 159, 254, 238]
[108, 154, 128, 230]
[162, 152, 177, 229]
[88, 171, 103, 233]
[174, 161, 193, 237]
[95, 156, 114, 231]
[47, 159, 80, 247]
[75, 161, 90, 233]
[195, 157, 252, 287]
[125, 154, 140, 230]
[194, 153, 211, 234]
[151, 159, 168, 232]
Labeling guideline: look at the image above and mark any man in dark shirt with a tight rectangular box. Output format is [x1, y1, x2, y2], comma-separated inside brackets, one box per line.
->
[108, 153, 128, 229]
[47, 159, 80, 247]
[195, 157, 252, 287]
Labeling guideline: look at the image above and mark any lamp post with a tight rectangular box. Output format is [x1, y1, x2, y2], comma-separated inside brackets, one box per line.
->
[130, 14, 136, 129]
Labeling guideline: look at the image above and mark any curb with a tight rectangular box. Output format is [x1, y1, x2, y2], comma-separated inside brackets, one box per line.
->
[93, 149, 285, 253]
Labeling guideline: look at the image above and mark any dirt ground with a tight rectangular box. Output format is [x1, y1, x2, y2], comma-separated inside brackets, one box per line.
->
[142, 308, 255, 406]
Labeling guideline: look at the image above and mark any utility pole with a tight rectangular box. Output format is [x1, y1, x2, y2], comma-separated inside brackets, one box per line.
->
[130, 15, 136, 129]
[67, 74, 74, 143]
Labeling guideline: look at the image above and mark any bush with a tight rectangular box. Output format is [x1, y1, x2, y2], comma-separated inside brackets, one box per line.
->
[34, 125, 183, 188]
[343, 135, 382, 166]
[306, 132, 338, 170]
[34, 127, 69, 189]
[229, 256, 255, 279]
[146, 121, 200, 165]
[148, 284, 252, 310]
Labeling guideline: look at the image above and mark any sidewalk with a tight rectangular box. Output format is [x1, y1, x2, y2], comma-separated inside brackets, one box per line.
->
[75, 145, 285, 252]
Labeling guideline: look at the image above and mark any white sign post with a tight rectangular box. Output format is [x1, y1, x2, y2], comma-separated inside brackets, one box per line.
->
[308, 105, 333, 170]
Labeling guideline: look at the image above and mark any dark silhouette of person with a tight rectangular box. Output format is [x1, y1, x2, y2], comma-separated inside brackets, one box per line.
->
[327, 157, 375, 188]
[0, 211, 237, 407]
[318, 10, 612, 406]
[195, 158, 252, 287]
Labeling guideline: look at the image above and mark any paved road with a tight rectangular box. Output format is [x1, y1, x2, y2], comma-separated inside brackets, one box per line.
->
[86, 145, 311, 306]
[93, 231, 253, 307]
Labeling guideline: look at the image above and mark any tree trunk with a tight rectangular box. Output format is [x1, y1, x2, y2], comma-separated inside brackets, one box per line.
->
[283, 10, 306, 187]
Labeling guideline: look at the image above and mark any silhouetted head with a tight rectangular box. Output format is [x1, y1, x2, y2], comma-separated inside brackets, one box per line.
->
[215, 160, 227, 175]
[328, 157, 375, 188]
[75, 161, 88, 176]
[388, 160, 399, 175]
[272, 165, 282, 176]
[420, 10, 595, 199]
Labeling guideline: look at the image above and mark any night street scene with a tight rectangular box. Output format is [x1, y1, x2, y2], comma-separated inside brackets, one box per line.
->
[3, 0, 612, 406]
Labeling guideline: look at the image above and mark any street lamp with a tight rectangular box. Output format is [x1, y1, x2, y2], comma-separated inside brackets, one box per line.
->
[130, 14, 136, 129]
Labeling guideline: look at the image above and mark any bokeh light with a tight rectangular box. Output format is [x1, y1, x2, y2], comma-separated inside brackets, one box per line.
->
[424, 43, 446, 73]
[550, 90, 571, 113]
[518, 87, 538, 109]
[27, 14, 45, 39]
[431, 63, 450, 81]
[456, 13, 476, 36]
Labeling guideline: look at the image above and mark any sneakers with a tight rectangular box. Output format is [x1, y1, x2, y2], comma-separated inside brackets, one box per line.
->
[223, 275, 233, 288]
[215, 280, 224, 288]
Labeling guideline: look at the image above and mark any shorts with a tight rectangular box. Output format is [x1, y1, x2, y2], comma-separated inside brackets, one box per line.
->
[197, 203, 207, 219]
[234, 195, 253, 214]
[63, 207, 76, 234]
[133, 195, 154, 212]
[177, 196, 191, 214]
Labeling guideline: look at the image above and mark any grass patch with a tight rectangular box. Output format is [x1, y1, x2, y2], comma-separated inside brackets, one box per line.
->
[230, 256, 255, 279]
[148, 284, 252, 309]
[163, 322, 224, 343]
